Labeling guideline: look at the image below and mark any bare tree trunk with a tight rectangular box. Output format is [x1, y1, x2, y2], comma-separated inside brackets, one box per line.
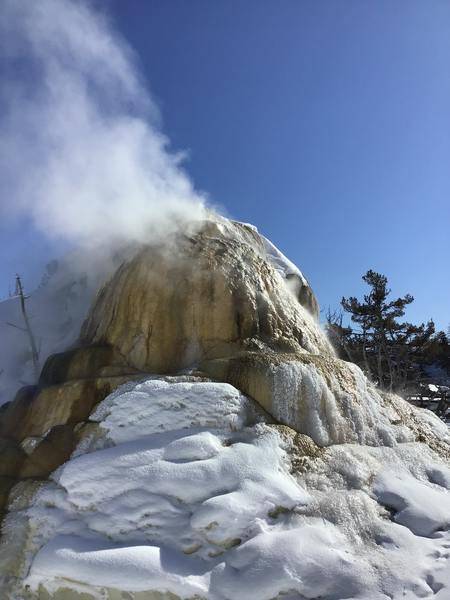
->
[362, 327, 372, 380]
[376, 342, 384, 387]
[341, 338, 356, 363]
[15, 275, 40, 381]
[382, 338, 394, 391]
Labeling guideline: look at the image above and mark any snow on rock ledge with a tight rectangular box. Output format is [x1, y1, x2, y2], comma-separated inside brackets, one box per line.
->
[3, 376, 449, 600]
[13, 378, 309, 597]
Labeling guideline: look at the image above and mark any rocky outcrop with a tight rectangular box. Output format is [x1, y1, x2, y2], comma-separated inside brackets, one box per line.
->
[81, 219, 328, 375]
[2, 217, 442, 459]
[1, 217, 449, 599]
[75, 217, 447, 450]
[0, 345, 144, 518]
[1, 217, 446, 477]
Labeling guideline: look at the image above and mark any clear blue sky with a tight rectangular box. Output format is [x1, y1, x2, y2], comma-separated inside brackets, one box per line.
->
[1, 0, 449, 329]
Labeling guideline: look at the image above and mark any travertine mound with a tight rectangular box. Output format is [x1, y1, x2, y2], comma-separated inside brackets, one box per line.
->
[1, 217, 449, 600]
[0, 218, 325, 524]
[80, 219, 327, 374]
[77, 217, 448, 449]
[1, 217, 446, 481]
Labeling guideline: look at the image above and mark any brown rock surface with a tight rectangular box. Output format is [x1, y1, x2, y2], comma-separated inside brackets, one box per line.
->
[81, 219, 329, 375]
[0, 372, 143, 523]
[0, 438, 26, 477]
[1, 373, 141, 443]
[39, 344, 140, 386]
[18, 425, 75, 478]
[0, 386, 38, 440]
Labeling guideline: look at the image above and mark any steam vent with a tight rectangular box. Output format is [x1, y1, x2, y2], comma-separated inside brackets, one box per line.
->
[1, 217, 449, 599]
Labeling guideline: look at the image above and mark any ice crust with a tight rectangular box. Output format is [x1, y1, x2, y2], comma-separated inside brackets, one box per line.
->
[17, 377, 450, 600]
[271, 359, 419, 447]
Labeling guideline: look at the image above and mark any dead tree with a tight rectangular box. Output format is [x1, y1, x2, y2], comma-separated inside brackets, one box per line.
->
[7, 275, 40, 381]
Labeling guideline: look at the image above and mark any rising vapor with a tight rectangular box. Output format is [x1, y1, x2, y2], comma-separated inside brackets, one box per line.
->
[0, 0, 208, 249]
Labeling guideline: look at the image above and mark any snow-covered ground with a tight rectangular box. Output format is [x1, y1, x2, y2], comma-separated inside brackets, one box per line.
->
[10, 377, 449, 600]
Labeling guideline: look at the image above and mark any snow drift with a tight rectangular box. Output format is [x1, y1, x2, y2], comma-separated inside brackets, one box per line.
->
[2, 377, 448, 600]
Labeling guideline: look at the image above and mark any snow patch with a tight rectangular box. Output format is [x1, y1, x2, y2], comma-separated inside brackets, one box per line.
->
[210, 521, 372, 600]
[91, 378, 254, 443]
[373, 469, 450, 536]
[24, 378, 309, 597]
[28, 535, 209, 597]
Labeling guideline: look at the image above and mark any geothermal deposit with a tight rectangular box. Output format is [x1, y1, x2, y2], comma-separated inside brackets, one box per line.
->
[0, 217, 449, 600]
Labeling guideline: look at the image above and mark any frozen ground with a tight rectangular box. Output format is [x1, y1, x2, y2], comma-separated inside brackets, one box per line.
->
[11, 377, 450, 599]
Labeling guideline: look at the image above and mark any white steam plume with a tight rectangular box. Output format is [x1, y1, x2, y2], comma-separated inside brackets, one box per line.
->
[0, 0, 208, 248]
